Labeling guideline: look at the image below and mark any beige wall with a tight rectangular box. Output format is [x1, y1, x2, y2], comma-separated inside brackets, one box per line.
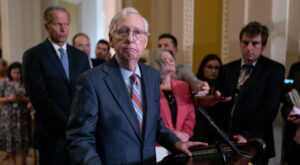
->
[59, 0, 78, 45]
[286, 0, 300, 75]
[1, 0, 44, 63]
[125, 0, 191, 66]
[193, 0, 222, 73]
[0, 0, 59, 63]
[132, 0, 151, 50]
[222, 0, 300, 76]
[1, 0, 300, 75]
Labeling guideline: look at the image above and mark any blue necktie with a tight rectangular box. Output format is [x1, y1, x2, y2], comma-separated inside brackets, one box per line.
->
[58, 48, 69, 80]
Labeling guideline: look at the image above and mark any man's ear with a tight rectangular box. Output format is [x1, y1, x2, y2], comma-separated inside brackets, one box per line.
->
[174, 47, 178, 54]
[143, 36, 148, 49]
[109, 34, 114, 48]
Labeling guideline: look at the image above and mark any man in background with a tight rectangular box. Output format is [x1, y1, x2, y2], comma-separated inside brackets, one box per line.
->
[95, 39, 111, 61]
[92, 39, 111, 67]
[213, 22, 285, 164]
[72, 33, 93, 68]
[23, 6, 90, 165]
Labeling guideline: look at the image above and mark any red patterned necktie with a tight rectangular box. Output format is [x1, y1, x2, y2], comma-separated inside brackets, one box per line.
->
[131, 73, 143, 130]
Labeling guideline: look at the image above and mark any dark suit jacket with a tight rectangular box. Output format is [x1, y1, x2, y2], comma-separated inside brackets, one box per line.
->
[288, 61, 300, 79]
[91, 58, 106, 67]
[22, 39, 90, 151]
[212, 55, 285, 158]
[281, 65, 300, 164]
[66, 57, 180, 165]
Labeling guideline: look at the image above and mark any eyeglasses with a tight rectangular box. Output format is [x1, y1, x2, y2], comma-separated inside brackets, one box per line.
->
[205, 65, 220, 70]
[115, 28, 149, 39]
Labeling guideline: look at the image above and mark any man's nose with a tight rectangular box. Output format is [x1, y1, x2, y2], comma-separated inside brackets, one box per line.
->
[247, 43, 254, 50]
[60, 25, 68, 32]
[126, 32, 134, 43]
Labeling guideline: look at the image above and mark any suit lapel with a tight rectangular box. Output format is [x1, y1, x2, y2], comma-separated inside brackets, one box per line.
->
[45, 40, 70, 83]
[229, 61, 241, 97]
[103, 57, 142, 141]
[140, 63, 158, 140]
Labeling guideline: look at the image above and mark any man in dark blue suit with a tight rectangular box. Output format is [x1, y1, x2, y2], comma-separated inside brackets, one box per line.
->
[66, 7, 206, 165]
[22, 6, 90, 165]
[211, 22, 285, 165]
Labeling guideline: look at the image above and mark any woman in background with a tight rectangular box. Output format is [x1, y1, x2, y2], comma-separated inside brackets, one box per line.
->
[192, 54, 228, 142]
[151, 49, 196, 141]
[0, 59, 9, 162]
[193, 54, 228, 107]
[0, 62, 31, 165]
[151, 49, 196, 161]
[196, 54, 222, 95]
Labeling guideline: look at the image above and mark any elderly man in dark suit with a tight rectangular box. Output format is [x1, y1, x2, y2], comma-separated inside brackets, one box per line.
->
[22, 6, 90, 165]
[66, 7, 206, 165]
[209, 22, 285, 165]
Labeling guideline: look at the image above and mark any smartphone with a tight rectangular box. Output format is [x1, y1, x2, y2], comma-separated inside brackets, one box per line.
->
[284, 79, 294, 84]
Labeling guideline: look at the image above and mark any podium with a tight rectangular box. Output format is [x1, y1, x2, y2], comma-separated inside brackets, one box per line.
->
[157, 138, 266, 165]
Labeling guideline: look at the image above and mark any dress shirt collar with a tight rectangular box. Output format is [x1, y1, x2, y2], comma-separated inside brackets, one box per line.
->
[115, 55, 141, 79]
[48, 38, 67, 58]
[115, 55, 141, 93]
[241, 59, 257, 68]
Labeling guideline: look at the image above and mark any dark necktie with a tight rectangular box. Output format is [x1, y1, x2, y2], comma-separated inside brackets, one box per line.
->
[229, 64, 254, 134]
[243, 64, 254, 76]
[58, 48, 69, 80]
[131, 73, 143, 130]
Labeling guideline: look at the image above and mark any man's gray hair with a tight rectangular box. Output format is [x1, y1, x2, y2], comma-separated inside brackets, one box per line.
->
[109, 7, 149, 36]
[44, 6, 70, 26]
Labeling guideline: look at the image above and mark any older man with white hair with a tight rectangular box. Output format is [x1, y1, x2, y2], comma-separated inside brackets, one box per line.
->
[66, 7, 207, 164]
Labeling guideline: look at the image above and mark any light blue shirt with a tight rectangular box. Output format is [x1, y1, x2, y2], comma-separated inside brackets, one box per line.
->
[116, 56, 143, 100]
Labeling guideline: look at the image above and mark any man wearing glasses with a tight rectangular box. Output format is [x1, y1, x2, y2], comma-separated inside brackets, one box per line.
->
[67, 7, 207, 164]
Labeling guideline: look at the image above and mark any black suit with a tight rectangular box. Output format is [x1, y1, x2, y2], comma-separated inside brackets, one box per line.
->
[210, 56, 284, 160]
[22, 39, 90, 165]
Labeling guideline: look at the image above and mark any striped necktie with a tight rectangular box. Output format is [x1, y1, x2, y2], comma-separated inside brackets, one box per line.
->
[131, 73, 143, 130]
[58, 47, 69, 80]
[237, 64, 254, 91]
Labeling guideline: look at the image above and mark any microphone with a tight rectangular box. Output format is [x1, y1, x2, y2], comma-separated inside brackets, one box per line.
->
[196, 106, 251, 158]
